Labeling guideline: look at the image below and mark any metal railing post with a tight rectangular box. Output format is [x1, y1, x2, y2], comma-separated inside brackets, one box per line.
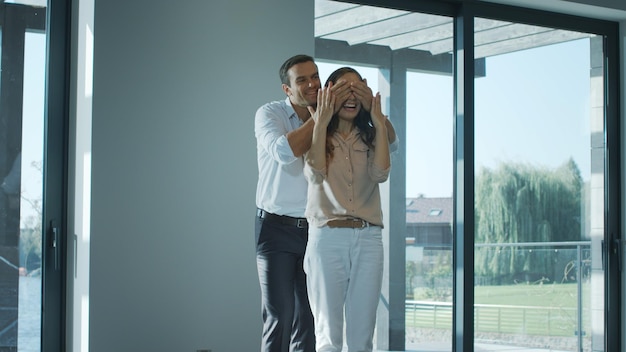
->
[576, 244, 583, 352]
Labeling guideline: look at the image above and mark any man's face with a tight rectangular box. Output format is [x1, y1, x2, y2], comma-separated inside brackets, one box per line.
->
[283, 61, 321, 108]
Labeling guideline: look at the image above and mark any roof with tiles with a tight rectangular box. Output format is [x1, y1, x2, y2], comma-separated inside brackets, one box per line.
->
[406, 196, 453, 224]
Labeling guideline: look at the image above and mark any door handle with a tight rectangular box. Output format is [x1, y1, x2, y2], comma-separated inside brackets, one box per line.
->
[50, 220, 60, 271]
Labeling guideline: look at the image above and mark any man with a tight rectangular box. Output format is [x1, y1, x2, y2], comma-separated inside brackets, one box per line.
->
[254, 54, 397, 352]
[254, 54, 321, 352]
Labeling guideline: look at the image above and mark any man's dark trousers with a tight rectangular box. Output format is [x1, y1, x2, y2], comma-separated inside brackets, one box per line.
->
[255, 213, 315, 352]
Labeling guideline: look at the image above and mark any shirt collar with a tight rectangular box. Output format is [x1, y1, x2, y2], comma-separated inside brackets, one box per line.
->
[284, 96, 298, 121]
[333, 127, 362, 144]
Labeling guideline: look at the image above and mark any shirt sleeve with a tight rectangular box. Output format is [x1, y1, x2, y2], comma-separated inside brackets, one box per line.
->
[369, 161, 390, 183]
[255, 104, 299, 165]
[304, 159, 326, 185]
[389, 135, 400, 155]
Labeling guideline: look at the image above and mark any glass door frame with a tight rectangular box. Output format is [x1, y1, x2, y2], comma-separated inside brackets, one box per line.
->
[42, 0, 71, 351]
[316, 1, 620, 351]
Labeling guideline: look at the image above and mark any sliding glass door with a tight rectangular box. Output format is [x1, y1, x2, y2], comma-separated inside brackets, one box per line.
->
[0, 1, 69, 351]
[473, 19, 605, 352]
[315, 0, 619, 351]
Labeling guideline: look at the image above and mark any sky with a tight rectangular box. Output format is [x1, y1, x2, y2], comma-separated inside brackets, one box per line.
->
[318, 37, 593, 198]
[21, 32, 45, 226]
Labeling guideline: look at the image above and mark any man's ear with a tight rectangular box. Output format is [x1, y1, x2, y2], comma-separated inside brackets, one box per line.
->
[282, 83, 291, 96]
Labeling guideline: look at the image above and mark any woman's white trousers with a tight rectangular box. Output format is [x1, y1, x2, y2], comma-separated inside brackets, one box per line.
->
[304, 225, 384, 352]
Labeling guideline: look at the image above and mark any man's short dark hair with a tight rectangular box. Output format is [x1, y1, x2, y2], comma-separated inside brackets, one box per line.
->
[279, 54, 315, 86]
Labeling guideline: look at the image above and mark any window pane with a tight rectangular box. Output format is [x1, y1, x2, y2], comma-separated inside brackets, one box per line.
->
[405, 69, 453, 352]
[315, 1, 455, 349]
[18, 30, 45, 352]
[474, 19, 604, 352]
[0, 4, 46, 351]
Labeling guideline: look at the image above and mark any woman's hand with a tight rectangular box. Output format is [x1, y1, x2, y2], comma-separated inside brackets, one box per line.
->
[370, 91, 391, 170]
[370, 92, 387, 129]
[308, 82, 335, 128]
[307, 83, 335, 172]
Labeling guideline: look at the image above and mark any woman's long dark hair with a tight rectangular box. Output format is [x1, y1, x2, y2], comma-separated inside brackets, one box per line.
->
[324, 67, 376, 162]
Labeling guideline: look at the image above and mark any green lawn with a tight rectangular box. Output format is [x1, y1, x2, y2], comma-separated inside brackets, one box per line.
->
[407, 282, 591, 337]
[475, 282, 588, 307]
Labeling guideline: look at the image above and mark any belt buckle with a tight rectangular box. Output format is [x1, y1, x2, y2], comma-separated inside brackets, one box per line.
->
[353, 219, 366, 228]
[296, 218, 307, 228]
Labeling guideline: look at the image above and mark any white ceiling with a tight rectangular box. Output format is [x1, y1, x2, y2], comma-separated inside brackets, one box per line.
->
[6, 0, 46, 7]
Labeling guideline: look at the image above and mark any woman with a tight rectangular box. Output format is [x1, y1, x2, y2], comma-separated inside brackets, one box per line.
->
[303, 67, 391, 352]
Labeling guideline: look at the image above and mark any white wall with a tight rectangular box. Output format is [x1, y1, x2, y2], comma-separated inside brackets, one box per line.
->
[68, 0, 94, 350]
[88, 1, 313, 351]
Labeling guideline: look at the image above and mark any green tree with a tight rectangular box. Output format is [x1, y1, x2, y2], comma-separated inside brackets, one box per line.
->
[475, 158, 582, 282]
[406, 261, 418, 298]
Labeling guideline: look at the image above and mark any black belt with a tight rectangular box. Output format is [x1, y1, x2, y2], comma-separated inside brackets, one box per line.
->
[257, 209, 308, 228]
